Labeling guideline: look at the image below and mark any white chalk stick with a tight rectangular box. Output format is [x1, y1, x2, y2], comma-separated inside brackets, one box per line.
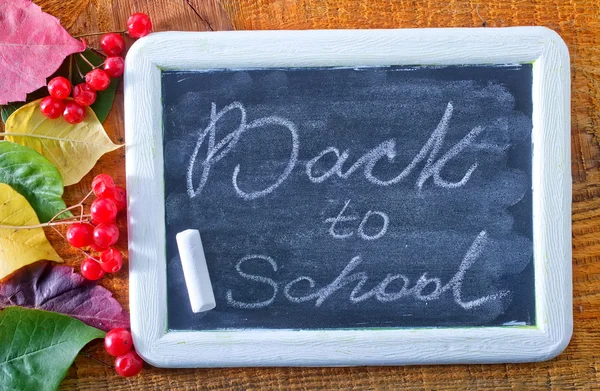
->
[176, 229, 216, 313]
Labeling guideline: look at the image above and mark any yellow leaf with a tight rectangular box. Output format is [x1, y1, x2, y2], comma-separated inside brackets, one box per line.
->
[4, 99, 121, 186]
[0, 184, 62, 280]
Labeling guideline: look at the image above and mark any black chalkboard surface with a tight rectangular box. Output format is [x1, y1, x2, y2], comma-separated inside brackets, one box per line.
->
[161, 64, 534, 331]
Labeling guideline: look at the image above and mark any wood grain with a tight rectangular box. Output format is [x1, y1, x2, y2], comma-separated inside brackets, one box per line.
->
[33, 0, 91, 29]
[1, 0, 598, 389]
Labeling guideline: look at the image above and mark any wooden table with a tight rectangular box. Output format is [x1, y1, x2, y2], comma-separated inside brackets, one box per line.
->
[26, 0, 600, 389]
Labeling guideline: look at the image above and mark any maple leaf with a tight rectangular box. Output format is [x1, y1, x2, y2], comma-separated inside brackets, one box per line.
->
[0, 261, 130, 332]
[0, 0, 85, 104]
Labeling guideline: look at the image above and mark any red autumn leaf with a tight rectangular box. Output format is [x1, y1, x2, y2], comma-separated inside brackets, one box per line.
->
[0, 0, 85, 104]
[0, 261, 129, 332]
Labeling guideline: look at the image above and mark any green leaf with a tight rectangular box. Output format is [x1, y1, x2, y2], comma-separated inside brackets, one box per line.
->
[1, 102, 25, 123]
[74, 49, 117, 123]
[0, 141, 72, 222]
[0, 307, 105, 391]
[91, 77, 118, 123]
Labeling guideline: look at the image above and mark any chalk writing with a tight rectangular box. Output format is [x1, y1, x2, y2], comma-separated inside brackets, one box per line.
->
[227, 230, 508, 310]
[187, 101, 484, 200]
[189, 101, 507, 312]
[226, 254, 279, 309]
[163, 65, 535, 330]
[187, 102, 299, 200]
[325, 200, 389, 240]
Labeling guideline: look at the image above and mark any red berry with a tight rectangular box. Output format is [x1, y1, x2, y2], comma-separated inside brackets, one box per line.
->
[103, 57, 125, 78]
[115, 351, 143, 377]
[39, 96, 65, 119]
[72, 83, 96, 106]
[81, 257, 105, 280]
[91, 198, 118, 223]
[90, 242, 108, 252]
[66, 222, 94, 248]
[63, 101, 86, 124]
[127, 13, 152, 38]
[85, 69, 111, 91]
[92, 174, 115, 198]
[113, 186, 127, 211]
[91, 217, 102, 226]
[93, 223, 119, 248]
[47, 76, 71, 100]
[100, 33, 125, 56]
[100, 248, 123, 273]
[104, 328, 133, 356]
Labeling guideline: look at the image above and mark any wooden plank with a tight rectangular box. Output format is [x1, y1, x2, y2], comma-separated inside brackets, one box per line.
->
[0, 0, 594, 389]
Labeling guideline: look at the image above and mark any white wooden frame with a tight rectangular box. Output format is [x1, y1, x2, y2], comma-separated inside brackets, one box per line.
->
[124, 27, 571, 367]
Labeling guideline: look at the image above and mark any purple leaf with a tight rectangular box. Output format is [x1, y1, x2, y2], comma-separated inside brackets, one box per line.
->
[0, 261, 129, 331]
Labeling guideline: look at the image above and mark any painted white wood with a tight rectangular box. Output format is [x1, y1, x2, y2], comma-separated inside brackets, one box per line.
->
[124, 27, 571, 368]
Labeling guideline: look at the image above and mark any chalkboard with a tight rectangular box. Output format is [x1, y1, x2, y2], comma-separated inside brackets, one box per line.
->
[126, 28, 571, 367]
[161, 64, 535, 331]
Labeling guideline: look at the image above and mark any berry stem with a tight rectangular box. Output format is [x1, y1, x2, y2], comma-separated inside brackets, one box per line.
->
[82, 351, 114, 368]
[49, 203, 84, 223]
[74, 59, 85, 80]
[88, 46, 106, 58]
[74, 30, 127, 38]
[49, 224, 100, 263]
[0, 188, 96, 230]
[1, 179, 110, 265]
[0, 217, 90, 230]
[68, 55, 73, 85]
[81, 189, 96, 204]
[78, 53, 97, 70]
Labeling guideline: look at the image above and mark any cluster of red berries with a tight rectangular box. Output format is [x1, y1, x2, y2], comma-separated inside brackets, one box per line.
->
[105, 328, 143, 377]
[66, 174, 126, 280]
[40, 12, 153, 124]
